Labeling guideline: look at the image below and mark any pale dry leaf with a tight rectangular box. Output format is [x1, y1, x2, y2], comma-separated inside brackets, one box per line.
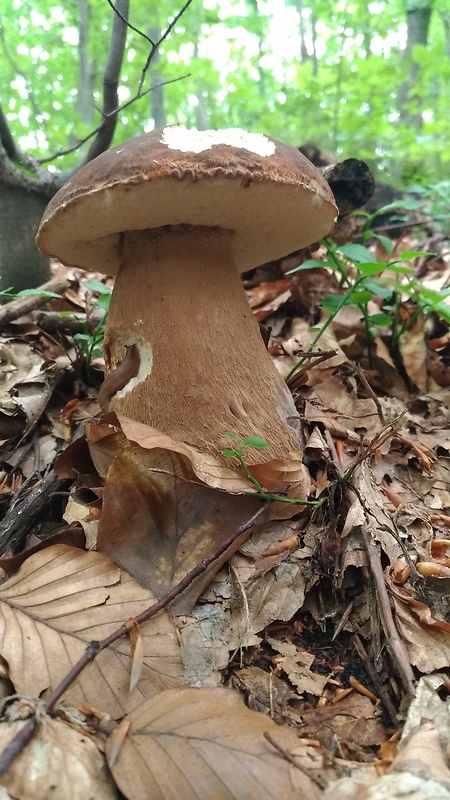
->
[0, 545, 184, 718]
[63, 495, 99, 549]
[106, 686, 322, 800]
[324, 724, 450, 800]
[399, 314, 427, 391]
[228, 554, 313, 648]
[277, 658, 328, 697]
[0, 714, 118, 800]
[352, 462, 403, 563]
[390, 588, 450, 672]
[250, 451, 305, 492]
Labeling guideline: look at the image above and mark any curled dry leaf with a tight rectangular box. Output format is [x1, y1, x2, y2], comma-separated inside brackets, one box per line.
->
[0, 714, 118, 800]
[0, 545, 184, 718]
[106, 686, 322, 800]
[96, 441, 262, 614]
[117, 415, 255, 492]
[250, 450, 306, 492]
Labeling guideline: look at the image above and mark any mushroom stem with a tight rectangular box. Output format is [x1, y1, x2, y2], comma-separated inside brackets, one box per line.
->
[103, 225, 301, 463]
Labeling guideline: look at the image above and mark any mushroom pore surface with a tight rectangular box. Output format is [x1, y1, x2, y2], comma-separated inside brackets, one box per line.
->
[104, 225, 301, 462]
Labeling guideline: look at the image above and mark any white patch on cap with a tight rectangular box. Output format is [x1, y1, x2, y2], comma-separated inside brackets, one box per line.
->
[161, 125, 276, 157]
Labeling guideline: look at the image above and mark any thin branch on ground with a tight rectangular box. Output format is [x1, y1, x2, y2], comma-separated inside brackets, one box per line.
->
[0, 503, 269, 777]
[351, 488, 416, 696]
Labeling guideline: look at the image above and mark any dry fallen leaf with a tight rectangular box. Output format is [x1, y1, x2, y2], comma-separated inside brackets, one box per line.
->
[106, 686, 322, 800]
[96, 441, 262, 614]
[0, 713, 118, 800]
[0, 545, 184, 718]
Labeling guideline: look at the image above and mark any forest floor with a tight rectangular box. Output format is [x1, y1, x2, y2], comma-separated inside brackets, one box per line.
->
[0, 198, 450, 799]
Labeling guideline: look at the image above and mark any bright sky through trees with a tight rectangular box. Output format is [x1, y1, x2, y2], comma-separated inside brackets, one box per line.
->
[1, 0, 449, 185]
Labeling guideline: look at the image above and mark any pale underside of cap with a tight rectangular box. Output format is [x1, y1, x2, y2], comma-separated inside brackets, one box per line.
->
[37, 126, 337, 275]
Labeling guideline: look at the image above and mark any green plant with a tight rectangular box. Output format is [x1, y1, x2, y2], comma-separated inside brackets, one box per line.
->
[221, 433, 323, 507]
[0, 287, 62, 300]
[61, 279, 112, 374]
[285, 202, 443, 382]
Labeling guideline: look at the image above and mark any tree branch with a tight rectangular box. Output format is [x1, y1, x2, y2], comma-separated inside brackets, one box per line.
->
[80, 0, 129, 164]
[37, 75, 189, 166]
[0, 103, 18, 162]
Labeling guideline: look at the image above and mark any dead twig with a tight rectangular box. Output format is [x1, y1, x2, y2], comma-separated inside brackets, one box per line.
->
[355, 497, 416, 696]
[354, 364, 386, 425]
[352, 634, 398, 726]
[0, 503, 269, 777]
[0, 469, 69, 556]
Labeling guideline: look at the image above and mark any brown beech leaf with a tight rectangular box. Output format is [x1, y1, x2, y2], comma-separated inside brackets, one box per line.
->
[117, 415, 255, 493]
[0, 545, 184, 718]
[96, 441, 263, 614]
[106, 686, 322, 800]
[249, 450, 305, 492]
[0, 714, 118, 800]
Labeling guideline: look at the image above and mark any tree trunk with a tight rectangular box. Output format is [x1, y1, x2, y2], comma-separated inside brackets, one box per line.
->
[398, 1, 433, 126]
[77, 0, 94, 125]
[0, 183, 50, 295]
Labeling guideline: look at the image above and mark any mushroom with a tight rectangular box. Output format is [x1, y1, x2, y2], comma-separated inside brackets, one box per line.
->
[36, 126, 337, 463]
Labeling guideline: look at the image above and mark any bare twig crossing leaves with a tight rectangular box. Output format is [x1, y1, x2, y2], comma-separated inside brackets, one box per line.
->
[0, 545, 184, 718]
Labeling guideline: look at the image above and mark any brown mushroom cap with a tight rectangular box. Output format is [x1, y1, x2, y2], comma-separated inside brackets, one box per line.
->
[37, 126, 337, 274]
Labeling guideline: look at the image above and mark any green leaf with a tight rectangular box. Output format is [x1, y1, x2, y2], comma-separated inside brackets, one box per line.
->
[221, 449, 238, 458]
[321, 294, 343, 309]
[243, 437, 268, 449]
[399, 251, 434, 260]
[350, 289, 374, 305]
[16, 289, 61, 298]
[367, 312, 392, 326]
[339, 244, 378, 264]
[355, 263, 388, 277]
[372, 233, 395, 254]
[83, 279, 112, 294]
[384, 264, 414, 275]
[225, 431, 238, 439]
[286, 259, 328, 275]
[363, 280, 393, 300]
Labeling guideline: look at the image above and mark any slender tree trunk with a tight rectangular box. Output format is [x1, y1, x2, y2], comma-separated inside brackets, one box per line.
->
[398, 1, 433, 127]
[311, 9, 318, 76]
[77, 0, 94, 125]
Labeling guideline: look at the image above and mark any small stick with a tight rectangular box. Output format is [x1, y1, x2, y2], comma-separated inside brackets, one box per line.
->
[0, 470, 69, 556]
[354, 364, 386, 425]
[352, 634, 398, 726]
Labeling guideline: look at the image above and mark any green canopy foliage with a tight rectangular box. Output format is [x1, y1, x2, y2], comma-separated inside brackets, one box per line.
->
[1, 0, 449, 185]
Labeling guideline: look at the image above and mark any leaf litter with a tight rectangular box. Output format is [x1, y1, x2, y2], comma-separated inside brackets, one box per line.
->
[0, 213, 449, 798]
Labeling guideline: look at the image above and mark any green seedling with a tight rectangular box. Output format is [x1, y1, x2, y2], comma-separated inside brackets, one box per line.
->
[222, 432, 324, 507]
[60, 279, 112, 376]
[285, 199, 443, 381]
[0, 287, 62, 300]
